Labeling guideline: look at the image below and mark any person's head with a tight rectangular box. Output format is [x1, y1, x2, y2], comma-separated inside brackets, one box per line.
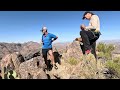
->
[82, 11, 94, 20]
[41, 26, 48, 34]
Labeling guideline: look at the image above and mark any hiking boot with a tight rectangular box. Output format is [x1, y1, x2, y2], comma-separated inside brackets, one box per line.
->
[85, 50, 91, 55]
[47, 64, 53, 71]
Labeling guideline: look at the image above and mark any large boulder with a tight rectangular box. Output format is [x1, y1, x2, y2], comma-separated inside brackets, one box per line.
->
[0, 43, 22, 61]
[11, 52, 25, 72]
[62, 41, 83, 61]
[1, 52, 24, 70]
[19, 57, 47, 79]
[20, 41, 40, 57]
[24, 49, 42, 61]
[1, 52, 25, 79]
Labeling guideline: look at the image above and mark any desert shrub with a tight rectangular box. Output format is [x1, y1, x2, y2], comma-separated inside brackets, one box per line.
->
[106, 57, 120, 78]
[113, 57, 120, 63]
[104, 53, 111, 60]
[67, 57, 79, 65]
[97, 43, 115, 60]
[97, 43, 106, 53]
[97, 52, 104, 58]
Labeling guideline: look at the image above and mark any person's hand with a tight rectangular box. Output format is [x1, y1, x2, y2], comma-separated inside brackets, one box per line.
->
[40, 41, 44, 45]
[51, 37, 58, 43]
[75, 38, 78, 41]
[80, 24, 86, 30]
[75, 37, 82, 42]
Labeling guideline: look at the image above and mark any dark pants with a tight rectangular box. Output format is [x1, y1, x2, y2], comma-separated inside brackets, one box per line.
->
[42, 48, 52, 67]
[80, 30, 100, 59]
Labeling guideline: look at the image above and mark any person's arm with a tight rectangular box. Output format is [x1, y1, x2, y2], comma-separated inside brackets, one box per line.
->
[41, 35, 44, 45]
[85, 15, 99, 31]
[40, 40, 43, 45]
[52, 36, 58, 42]
[50, 34, 58, 42]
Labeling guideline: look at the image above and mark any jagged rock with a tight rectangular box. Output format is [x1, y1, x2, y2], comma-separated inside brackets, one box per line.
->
[0, 43, 22, 61]
[33, 69, 48, 79]
[100, 68, 112, 79]
[46, 62, 73, 79]
[45, 47, 107, 79]
[62, 41, 83, 61]
[1, 52, 25, 76]
[19, 58, 47, 79]
[24, 49, 41, 60]
[0, 42, 41, 62]
[20, 41, 40, 57]
[1, 52, 24, 68]
[1, 52, 23, 79]
[11, 52, 25, 72]
[1, 41, 119, 79]
[1, 54, 12, 67]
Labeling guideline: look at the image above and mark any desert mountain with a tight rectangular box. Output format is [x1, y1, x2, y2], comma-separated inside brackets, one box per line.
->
[0, 40, 120, 79]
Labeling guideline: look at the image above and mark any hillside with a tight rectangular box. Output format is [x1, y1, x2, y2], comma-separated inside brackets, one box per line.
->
[0, 40, 120, 79]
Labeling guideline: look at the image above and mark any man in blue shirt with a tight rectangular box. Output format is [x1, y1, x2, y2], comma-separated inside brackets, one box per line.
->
[41, 26, 58, 70]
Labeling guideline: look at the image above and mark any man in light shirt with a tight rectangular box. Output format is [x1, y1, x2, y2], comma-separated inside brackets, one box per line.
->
[80, 11, 101, 59]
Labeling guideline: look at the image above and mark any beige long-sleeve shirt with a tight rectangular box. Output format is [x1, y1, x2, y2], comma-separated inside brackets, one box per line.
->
[85, 15, 100, 32]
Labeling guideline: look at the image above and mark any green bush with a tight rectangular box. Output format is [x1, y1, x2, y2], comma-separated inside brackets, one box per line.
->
[97, 52, 112, 60]
[104, 53, 111, 60]
[106, 44, 115, 53]
[97, 43, 115, 60]
[97, 52, 104, 58]
[113, 57, 120, 63]
[97, 43, 106, 53]
[106, 57, 120, 78]
[67, 57, 78, 65]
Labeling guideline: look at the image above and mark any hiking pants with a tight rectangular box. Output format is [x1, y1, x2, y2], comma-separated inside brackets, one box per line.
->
[80, 30, 100, 59]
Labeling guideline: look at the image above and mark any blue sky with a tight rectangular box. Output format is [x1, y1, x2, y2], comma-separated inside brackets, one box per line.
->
[0, 11, 120, 43]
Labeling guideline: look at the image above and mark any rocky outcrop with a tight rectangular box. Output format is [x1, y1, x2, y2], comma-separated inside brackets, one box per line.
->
[46, 54, 107, 79]
[1, 52, 25, 74]
[0, 43, 22, 60]
[19, 57, 47, 79]
[0, 42, 40, 61]
[62, 41, 83, 61]
[0, 41, 118, 79]
[24, 49, 41, 60]
[20, 41, 40, 57]
[1, 50, 47, 79]
[11, 52, 25, 71]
